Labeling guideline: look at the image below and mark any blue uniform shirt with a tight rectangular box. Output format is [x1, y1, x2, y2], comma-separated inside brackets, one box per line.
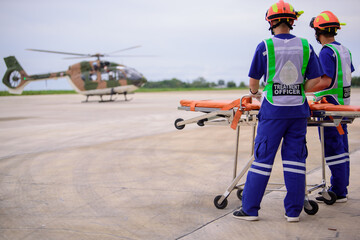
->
[319, 41, 355, 105]
[249, 34, 323, 119]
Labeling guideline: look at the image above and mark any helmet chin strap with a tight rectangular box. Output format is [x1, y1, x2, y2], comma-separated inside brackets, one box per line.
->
[269, 20, 293, 35]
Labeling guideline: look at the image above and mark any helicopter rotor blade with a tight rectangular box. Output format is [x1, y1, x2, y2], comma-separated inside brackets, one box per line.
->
[27, 47, 152, 60]
[106, 45, 142, 55]
[63, 54, 105, 60]
[26, 48, 90, 57]
[107, 55, 157, 58]
[63, 56, 96, 60]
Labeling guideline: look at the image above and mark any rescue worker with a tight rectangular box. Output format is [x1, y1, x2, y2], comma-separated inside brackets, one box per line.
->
[233, 0, 323, 222]
[309, 11, 355, 203]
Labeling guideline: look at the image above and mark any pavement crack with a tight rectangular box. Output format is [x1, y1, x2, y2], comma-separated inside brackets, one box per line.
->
[175, 209, 235, 240]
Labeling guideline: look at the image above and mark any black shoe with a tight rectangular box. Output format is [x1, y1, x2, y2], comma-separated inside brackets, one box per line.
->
[335, 196, 348, 203]
[233, 208, 259, 221]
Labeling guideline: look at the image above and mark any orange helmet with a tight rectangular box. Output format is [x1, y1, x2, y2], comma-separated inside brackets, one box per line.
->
[310, 11, 346, 30]
[265, 0, 303, 22]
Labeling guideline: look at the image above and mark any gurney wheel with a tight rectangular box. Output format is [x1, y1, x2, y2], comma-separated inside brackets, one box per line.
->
[214, 195, 228, 209]
[174, 118, 185, 130]
[197, 120, 205, 127]
[236, 189, 243, 201]
[304, 200, 318, 215]
[323, 191, 337, 205]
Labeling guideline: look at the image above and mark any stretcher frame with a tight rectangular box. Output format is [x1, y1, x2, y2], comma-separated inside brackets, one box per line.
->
[175, 95, 360, 215]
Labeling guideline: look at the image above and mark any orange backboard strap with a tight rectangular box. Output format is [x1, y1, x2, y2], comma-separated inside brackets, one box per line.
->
[329, 116, 345, 135]
[231, 109, 243, 130]
[229, 97, 254, 130]
[221, 99, 240, 110]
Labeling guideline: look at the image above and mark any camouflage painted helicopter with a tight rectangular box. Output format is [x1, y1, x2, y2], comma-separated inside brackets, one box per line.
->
[2, 46, 148, 102]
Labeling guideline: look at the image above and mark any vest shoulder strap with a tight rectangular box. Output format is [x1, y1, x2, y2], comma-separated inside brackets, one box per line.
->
[315, 43, 344, 105]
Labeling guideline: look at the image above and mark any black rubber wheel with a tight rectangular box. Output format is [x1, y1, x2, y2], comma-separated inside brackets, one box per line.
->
[214, 195, 228, 209]
[304, 200, 319, 215]
[174, 118, 185, 130]
[324, 191, 337, 205]
[197, 120, 205, 127]
[236, 188, 243, 201]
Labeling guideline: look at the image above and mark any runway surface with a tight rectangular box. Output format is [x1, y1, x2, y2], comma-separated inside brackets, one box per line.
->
[0, 90, 360, 240]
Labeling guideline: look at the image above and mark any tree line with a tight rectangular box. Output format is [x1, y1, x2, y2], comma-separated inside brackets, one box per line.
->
[144, 76, 360, 89]
[352, 76, 360, 87]
[143, 77, 247, 89]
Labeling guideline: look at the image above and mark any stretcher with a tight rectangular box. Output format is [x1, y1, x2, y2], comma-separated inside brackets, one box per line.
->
[174, 94, 360, 215]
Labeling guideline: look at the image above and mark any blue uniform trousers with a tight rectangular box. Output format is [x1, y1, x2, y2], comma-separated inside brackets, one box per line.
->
[320, 123, 349, 197]
[242, 117, 308, 217]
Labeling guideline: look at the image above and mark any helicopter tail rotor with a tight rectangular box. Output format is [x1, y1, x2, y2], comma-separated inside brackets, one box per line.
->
[2, 56, 29, 94]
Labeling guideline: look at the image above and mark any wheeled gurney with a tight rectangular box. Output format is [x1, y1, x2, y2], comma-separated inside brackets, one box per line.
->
[174, 95, 360, 215]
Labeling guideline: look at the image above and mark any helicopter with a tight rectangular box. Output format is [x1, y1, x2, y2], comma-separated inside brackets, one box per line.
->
[2, 46, 148, 102]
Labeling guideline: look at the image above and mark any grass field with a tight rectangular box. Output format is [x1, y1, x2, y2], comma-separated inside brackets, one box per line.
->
[0, 90, 77, 96]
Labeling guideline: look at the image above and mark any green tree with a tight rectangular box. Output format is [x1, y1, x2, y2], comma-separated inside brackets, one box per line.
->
[144, 78, 188, 88]
[352, 76, 360, 87]
[239, 81, 247, 88]
[210, 82, 217, 87]
[218, 79, 225, 86]
[227, 81, 236, 88]
[191, 77, 210, 88]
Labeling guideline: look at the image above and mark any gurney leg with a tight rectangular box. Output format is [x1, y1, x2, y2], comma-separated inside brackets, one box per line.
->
[304, 175, 319, 215]
[305, 126, 327, 195]
[320, 125, 327, 187]
[214, 155, 255, 209]
[251, 122, 256, 156]
[306, 125, 337, 205]
[233, 126, 240, 179]
[233, 122, 256, 180]
[320, 125, 337, 205]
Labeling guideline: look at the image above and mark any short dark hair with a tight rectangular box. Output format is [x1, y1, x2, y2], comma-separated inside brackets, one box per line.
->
[316, 28, 337, 37]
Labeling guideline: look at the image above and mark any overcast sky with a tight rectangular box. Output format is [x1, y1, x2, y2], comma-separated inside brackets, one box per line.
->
[0, 0, 359, 91]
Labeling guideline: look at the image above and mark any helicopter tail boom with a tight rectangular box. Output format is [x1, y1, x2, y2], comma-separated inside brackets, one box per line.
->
[2, 56, 30, 94]
[3, 56, 69, 94]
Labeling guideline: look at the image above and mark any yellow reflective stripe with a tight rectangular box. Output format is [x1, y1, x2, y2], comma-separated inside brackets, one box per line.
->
[289, 4, 293, 12]
[272, 3, 278, 13]
[320, 13, 330, 21]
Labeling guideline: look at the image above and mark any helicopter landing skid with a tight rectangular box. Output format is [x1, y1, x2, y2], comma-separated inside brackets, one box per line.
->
[82, 92, 132, 103]
[98, 98, 116, 103]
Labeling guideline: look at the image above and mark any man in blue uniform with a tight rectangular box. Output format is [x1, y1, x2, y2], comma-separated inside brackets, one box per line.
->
[309, 11, 355, 203]
[233, 0, 323, 222]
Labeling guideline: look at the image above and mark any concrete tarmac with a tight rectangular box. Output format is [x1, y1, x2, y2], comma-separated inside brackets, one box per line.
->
[0, 90, 360, 240]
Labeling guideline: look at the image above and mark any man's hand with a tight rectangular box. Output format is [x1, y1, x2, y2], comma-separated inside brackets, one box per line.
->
[249, 89, 262, 101]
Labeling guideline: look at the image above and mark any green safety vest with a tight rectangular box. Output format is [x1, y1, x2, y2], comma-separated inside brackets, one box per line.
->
[314, 43, 352, 105]
[263, 37, 309, 106]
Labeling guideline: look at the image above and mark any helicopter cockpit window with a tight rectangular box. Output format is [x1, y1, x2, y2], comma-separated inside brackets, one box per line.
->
[100, 69, 126, 81]
[124, 67, 143, 80]
[116, 70, 126, 79]
[81, 71, 97, 81]
[101, 71, 109, 81]
[90, 73, 97, 81]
